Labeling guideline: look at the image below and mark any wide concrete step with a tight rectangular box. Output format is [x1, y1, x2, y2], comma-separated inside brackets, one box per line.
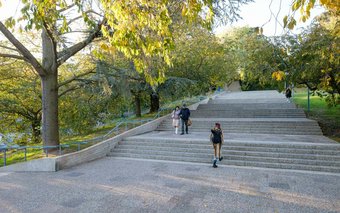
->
[197, 103, 297, 109]
[191, 110, 305, 115]
[190, 112, 306, 118]
[157, 127, 323, 135]
[158, 124, 320, 128]
[158, 125, 321, 130]
[118, 141, 340, 155]
[191, 108, 304, 113]
[161, 118, 318, 124]
[114, 145, 340, 162]
[209, 98, 289, 104]
[108, 153, 340, 173]
[158, 119, 322, 135]
[158, 123, 320, 128]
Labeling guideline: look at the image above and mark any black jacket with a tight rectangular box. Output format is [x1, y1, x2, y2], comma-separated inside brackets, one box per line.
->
[211, 128, 223, 143]
[179, 108, 190, 120]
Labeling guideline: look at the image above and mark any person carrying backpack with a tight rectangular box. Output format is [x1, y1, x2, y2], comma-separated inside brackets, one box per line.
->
[210, 123, 224, 168]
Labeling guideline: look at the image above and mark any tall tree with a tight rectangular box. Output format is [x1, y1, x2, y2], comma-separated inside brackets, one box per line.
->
[0, 58, 42, 144]
[222, 27, 284, 90]
[287, 12, 339, 105]
[0, 0, 252, 147]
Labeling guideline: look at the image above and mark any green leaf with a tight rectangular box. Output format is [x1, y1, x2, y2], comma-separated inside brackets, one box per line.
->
[283, 16, 288, 28]
[4, 17, 16, 28]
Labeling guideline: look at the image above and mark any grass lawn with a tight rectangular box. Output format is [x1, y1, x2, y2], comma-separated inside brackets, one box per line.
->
[293, 88, 340, 142]
[0, 149, 45, 166]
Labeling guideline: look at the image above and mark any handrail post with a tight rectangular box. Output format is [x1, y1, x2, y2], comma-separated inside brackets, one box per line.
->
[125, 122, 128, 131]
[45, 148, 48, 157]
[24, 148, 27, 161]
[59, 145, 62, 155]
[78, 143, 80, 151]
[307, 87, 310, 112]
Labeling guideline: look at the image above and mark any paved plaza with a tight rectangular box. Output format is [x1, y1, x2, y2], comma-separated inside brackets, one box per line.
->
[0, 158, 339, 213]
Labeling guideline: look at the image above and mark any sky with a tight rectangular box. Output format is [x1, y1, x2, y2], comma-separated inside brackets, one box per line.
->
[0, 0, 324, 37]
[214, 0, 324, 36]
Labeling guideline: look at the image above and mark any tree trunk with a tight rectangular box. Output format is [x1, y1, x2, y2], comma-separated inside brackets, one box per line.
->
[41, 73, 59, 147]
[134, 94, 142, 117]
[150, 92, 160, 113]
[41, 29, 59, 148]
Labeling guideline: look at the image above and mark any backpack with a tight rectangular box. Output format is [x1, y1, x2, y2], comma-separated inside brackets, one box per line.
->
[211, 129, 222, 143]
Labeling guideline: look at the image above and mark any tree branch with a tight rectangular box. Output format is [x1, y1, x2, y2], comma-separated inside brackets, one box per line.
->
[57, 19, 106, 66]
[0, 44, 19, 52]
[58, 85, 81, 97]
[66, 10, 104, 26]
[57, 3, 76, 13]
[66, 15, 84, 26]
[0, 21, 46, 76]
[0, 53, 29, 62]
[58, 68, 95, 88]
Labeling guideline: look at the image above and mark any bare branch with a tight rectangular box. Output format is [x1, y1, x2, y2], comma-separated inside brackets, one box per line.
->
[0, 44, 19, 52]
[57, 3, 76, 13]
[57, 19, 106, 66]
[0, 21, 46, 76]
[0, 53, 29, 62]
[66, 10, 104, 26]
[58, 85, 81, 97]
[58, 68, 95, 88]
[67, 15, 83, 26]
[60, 30, 92, 35]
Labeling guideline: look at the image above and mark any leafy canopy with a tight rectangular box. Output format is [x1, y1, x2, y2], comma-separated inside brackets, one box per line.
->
[284, 0, 339, 29]
[0, 0, 252, 84]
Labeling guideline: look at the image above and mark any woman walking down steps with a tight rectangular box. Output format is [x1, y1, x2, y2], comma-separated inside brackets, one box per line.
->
[171, 106, 181, 134]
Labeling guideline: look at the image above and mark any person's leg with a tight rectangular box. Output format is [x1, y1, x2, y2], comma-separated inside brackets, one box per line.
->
[181, 119, 185, 134]
[175, 120, 179, 134]
[216, 143, 220, 159]
[218, 143, 223, 161]
[213, 143, 218, 168]
[213, 144, 217, 157]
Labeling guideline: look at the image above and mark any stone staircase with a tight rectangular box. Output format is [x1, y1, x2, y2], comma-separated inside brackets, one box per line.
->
[109, 90, 340, 173]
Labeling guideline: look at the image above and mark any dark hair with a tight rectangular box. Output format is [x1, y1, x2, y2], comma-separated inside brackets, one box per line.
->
[215, 123, 221, 129]
[175, 106, 179, 110]
[183, 103, 187, 107]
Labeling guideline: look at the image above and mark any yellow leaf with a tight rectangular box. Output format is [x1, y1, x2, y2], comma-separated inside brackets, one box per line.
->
[288, 19, 296, 30]
[272, 71, 285, 81]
